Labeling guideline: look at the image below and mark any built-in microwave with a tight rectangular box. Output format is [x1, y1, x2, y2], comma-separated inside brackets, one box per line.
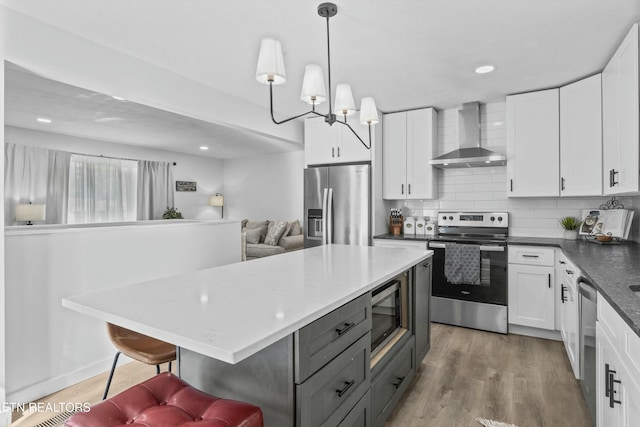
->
[370, 275, 408, 360]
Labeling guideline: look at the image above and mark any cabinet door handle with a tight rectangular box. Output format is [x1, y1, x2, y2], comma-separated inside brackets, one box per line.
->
[612, 169, 619, 186]
[337, 147, 341, 157]
[559, 260, 566, 265]
[609, 169, 613, 187]
[335, 322, 355, 336]
[332, 147, 335, 158]
[522, 254, 539, 258]
[401, 184, 404, 195]
[408, 183, 411, 195]
[548, 273, 551, 288]
[510, 179, 513, 192]
[392, 376, 406, 389]
[336, 380, 355, 397]
[565, 269, 574, 275]
[561, 284, 566, 303]
[609, 371, 622, 408]
[561, 177, 565, 191]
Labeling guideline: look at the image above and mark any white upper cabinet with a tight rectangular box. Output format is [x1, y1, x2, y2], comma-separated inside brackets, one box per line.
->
[560, 74, 603, 196]
[304, 116, 373, 166]
[506, 89, 560, 197]
[382, 108, 437, 200]
[603, 23, 639, 194]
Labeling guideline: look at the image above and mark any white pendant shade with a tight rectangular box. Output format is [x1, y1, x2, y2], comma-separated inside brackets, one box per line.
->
[255, 38, 287, 85]
[359, 97, 379, 125]
[300, 64, 326, 105]
[334, 83, 356, 116]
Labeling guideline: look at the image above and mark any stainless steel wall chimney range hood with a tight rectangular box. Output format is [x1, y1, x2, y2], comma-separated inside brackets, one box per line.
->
[429, 102, 506, 169]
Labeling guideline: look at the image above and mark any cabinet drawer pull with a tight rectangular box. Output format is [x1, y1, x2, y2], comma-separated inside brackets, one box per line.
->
[336, 380, 355, 397]
[559, 260, 566, 265]
[335, 322, 355, 336]
[392, 376, 406, 389]
[565, 269, 574, 275]
[522, 254, 539, 258]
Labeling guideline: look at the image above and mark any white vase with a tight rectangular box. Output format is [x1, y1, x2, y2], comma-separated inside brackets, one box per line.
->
[564, 230, 578, 240]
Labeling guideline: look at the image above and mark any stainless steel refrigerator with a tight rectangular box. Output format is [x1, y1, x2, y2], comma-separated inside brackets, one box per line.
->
[304, 163, 371, 248]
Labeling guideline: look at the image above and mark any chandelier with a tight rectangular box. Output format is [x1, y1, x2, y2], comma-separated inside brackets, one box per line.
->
[255, 2, 378, 149]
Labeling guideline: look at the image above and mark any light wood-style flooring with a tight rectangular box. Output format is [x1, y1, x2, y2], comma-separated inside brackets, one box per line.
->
[12, 324, 592, 427]
[385, 323, 593, 427]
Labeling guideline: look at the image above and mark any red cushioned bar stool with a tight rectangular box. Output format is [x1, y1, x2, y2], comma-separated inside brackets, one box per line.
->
[65, 372, 264, 427]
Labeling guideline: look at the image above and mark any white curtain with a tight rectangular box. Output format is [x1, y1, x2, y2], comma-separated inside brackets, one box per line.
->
[67, 154, 138, 224]
[137, 160, 174, 220]
[4, 143, 70, 225]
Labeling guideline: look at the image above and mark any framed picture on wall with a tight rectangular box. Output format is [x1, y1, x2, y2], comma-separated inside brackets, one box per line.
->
[176, 181, 197, 192]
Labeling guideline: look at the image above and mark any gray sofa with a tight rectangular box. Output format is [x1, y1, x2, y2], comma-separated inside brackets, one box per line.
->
[241, 219, 304, 261]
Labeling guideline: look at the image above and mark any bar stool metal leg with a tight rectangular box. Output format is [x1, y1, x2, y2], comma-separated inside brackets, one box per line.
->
[103, 351, 121, 400]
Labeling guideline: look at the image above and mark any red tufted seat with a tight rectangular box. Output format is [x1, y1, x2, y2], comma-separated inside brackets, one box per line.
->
[65, 372, 263, 427]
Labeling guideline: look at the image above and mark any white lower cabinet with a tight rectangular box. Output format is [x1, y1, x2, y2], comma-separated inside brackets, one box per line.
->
[557, 252, 581, 379]
[596, 296, 640, 427]
[507, 246, 555, 330]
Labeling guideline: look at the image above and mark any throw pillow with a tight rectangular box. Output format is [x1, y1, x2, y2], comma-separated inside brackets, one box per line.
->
[245, 227, 262, 244]
[288, 219, 302, 236]
[264, 220, 288, 246]
[245, 220, 269, 242]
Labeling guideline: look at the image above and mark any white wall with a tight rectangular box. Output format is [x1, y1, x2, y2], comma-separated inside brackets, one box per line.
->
[0, 24, 7, 427]
[5, 126, 225, 220]
[4, 220, 240, 404]
[223, 151, 304, 222]
[395, 101, 638, 239]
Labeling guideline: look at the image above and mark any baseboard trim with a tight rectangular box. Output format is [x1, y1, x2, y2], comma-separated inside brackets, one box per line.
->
[7, 354, 133, 404]
[508, 324, 562, 341]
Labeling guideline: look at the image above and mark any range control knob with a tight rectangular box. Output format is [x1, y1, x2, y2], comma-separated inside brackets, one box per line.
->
[448, 216, 454, 220]
[442, 216, 447, 221]
[490, 216, 495, 221]
[498, 216, 503, 222]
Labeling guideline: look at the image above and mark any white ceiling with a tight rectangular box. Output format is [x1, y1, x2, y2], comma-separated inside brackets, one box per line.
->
[3, 0, 640, 157]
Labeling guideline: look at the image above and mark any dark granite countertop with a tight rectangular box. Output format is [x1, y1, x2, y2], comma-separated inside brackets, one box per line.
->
[374, 233, 433, 242]
[374, 233, 640, 338]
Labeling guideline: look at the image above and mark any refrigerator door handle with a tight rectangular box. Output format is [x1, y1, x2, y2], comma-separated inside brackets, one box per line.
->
[327, 188, 334, 244]
[322, 188, 329, 245]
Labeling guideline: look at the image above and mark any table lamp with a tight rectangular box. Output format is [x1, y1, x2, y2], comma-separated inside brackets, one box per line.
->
[209, 193, 224, 218]
[16, 203, 46, 225]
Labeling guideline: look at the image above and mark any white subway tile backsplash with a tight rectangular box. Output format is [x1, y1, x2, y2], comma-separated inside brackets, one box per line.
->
[403, 101, 637, 241]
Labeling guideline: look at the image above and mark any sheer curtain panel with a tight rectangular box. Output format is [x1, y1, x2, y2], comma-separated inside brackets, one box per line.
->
[67, 155, 138, 224]
[137, 160, 174, 220]
[4, 143, 70, 225]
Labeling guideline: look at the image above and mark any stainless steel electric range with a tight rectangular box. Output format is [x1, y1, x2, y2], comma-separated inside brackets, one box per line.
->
[429, 212, 509, 334]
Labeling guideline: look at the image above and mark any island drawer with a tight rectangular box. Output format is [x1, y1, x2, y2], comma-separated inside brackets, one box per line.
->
[295, 293, 372, 382]
[371, 337, 415, 427]
[338, 390, 371, 427]
[296, 332, 371, 427]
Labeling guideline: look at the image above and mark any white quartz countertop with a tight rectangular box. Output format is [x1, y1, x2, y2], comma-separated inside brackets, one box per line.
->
[63, 244, 432, 364]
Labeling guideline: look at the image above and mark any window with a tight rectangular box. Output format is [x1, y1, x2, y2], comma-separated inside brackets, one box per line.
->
[67, 154, 138, 224]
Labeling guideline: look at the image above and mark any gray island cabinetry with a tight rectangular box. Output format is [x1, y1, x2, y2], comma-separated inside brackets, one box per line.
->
[179, 260, 432, 427]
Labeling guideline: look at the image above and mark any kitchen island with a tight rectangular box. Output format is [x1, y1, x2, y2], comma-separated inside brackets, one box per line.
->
[63, 244, 433, 427]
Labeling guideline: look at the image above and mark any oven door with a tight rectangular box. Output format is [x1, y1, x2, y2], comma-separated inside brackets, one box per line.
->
[429, 242, 507, 305]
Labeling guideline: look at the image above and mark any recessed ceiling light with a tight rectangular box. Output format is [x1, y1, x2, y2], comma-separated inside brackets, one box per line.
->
[37, 118, 52, 123]
[475, 65, 495, 74]
[112, 96, 126, 101]
[200, 146, 209, 151]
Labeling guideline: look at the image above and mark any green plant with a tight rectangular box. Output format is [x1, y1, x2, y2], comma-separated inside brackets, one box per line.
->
[162, 207, 183, 219]
[559, 216, 581, 231]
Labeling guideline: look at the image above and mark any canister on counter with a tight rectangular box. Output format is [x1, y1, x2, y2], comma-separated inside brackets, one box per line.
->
[403, 216, 416, 235]
[415, 217, 426, 236]
[425, 221, 437, 237]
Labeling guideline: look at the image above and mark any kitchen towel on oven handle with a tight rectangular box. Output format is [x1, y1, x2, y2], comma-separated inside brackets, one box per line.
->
[444, 243, 481, 285]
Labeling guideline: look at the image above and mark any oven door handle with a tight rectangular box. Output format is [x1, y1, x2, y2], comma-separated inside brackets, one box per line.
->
[428, 242, 504, 252]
